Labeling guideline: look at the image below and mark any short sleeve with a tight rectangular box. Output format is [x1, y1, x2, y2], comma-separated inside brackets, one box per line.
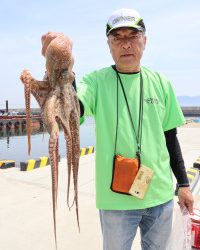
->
[162, 80, 186, 131]
[77, 71, 97, 117]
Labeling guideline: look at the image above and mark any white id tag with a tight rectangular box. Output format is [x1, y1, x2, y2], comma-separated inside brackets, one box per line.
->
[128, 165, 154, 199]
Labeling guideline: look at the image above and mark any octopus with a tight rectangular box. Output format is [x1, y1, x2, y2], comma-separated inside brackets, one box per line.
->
[20, 35, 80, 246]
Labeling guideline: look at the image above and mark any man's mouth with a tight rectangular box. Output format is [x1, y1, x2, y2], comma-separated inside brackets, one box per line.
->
[121, 54, 134, 57]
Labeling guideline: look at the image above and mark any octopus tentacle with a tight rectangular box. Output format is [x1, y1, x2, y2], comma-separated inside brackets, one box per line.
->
[73, 88, 80, 115]
[66, 134, 73, 208]
[60, 119, 73, 208]
[43, 93, 60, 246]
[20, 70, 51, 156]
[55, 131, 59, 202]
[67, 94, 80, 215]
[24, 83, 31, 156]
[49, 131, 59, 248]
[70, 110, 80, 231]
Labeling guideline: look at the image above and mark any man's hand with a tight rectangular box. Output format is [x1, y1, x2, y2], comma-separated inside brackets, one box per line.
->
[20, 70, 33, 86]
[41, 31, 65, 57]
[177, 187, 194, 213]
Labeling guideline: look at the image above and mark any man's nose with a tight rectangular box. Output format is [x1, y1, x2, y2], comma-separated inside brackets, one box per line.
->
[122, 38, 132, 49]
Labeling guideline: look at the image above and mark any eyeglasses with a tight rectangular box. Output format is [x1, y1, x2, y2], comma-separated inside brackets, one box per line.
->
[110, 32, 143, 45]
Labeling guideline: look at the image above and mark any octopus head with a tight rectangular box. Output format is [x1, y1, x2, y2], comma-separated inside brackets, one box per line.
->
[45, 36, 74, 83]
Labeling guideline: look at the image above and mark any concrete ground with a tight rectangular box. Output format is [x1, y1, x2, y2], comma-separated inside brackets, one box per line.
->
[0, 127, 200, 250]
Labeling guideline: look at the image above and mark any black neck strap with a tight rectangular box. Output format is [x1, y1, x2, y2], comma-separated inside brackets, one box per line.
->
[113, 65, 144, 157]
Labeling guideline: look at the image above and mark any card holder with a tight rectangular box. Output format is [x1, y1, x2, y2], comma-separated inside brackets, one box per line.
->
[111, 154, 139, 195]
[128, 164, 154, 199]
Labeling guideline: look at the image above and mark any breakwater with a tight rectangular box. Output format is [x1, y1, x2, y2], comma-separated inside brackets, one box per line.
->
[181, 106, 200, 117]
[0, 114, 42, 131]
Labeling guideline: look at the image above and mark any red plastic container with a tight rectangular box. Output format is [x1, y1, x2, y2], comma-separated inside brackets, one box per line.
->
[190, 208, 200, 249]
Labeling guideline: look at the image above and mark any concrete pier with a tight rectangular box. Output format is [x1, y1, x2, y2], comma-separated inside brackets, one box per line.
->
[182, 106, 200, 117]
[0, 127, 200, 250]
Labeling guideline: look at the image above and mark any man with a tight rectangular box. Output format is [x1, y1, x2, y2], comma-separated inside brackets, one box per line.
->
[42, 8, 193, 250]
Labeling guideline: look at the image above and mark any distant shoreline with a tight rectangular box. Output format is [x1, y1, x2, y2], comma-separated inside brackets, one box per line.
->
[0, 106, 200, 116]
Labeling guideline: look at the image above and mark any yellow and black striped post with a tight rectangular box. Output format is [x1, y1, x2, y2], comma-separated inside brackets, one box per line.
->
[187, 167, 199, 184]
[20, 156, 53, 171]
[80, 146, 94, 156]
[20, 146, 95, 171]
[0, 160, 15, 169]
[175, 167, 199, 195]
[193, 156, 200, 169]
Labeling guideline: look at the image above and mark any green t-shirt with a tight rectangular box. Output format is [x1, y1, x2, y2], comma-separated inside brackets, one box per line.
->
[77, 66, 185, 210]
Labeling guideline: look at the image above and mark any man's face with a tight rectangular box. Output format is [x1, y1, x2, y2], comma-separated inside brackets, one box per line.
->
[107, 27, 146, 72]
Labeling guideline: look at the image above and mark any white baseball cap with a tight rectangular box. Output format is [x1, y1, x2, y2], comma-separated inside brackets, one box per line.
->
[106, 8, 146, 36]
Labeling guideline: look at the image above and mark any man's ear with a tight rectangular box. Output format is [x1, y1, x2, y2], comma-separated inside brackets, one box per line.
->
[143, 35, 147, 51]
[107, 38, 111, 52]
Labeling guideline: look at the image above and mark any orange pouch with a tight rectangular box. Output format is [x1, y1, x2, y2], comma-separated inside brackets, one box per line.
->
[111, 155, 139, 195]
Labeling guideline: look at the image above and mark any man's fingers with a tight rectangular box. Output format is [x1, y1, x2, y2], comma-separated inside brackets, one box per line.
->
[185, 200, 194, 214]
[177, 199, 194, 214]
[20, 70, 32, 84]
[177, 187, 194, 213]
[41, 32, 65, 56]
[177, 201, 185, 210]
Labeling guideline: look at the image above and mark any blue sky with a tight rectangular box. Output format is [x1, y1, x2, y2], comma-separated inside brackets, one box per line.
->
[0, 0, 199, 108]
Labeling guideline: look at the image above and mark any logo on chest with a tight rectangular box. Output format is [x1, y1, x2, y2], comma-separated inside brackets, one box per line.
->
[144, 98, 160, 104]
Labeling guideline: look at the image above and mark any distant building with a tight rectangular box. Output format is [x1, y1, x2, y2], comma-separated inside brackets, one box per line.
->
[0, 109, 5, 115]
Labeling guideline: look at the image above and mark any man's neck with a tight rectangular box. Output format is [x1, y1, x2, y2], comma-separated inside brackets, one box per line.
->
[115, 65, 140, 74]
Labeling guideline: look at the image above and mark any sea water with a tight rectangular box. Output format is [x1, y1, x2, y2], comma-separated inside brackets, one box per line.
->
[0, 117, 95, 166]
